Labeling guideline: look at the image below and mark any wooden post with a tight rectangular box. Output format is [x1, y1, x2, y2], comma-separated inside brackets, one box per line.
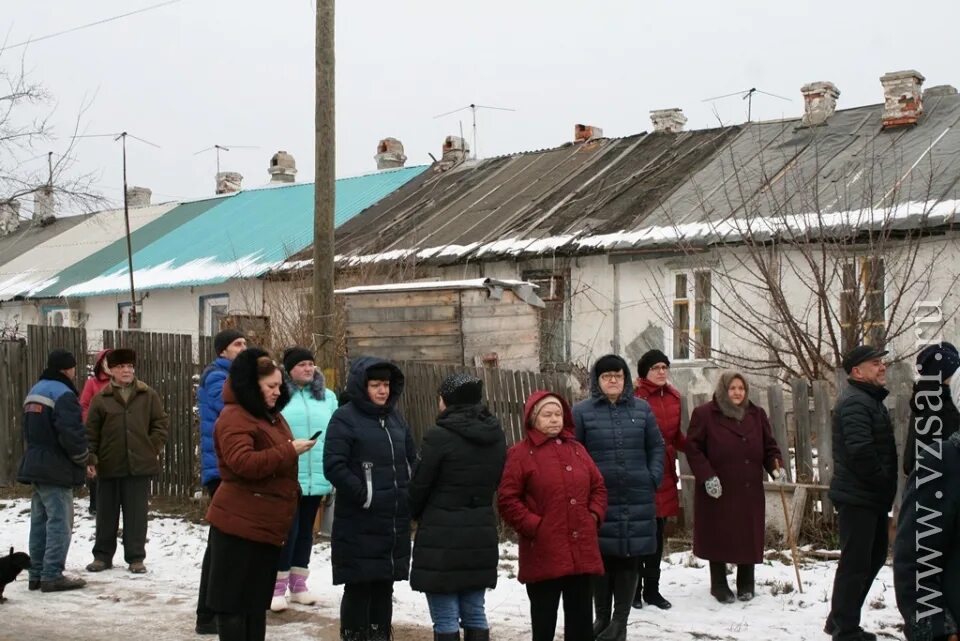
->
[767, 385, 792, 483]
[791, 378, 814, 482]
[812, 380, 834, 525]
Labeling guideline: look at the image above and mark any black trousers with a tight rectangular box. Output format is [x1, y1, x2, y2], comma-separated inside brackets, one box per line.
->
[827, 505, 889, 636]
[92, 475, 150, 564]
[638, 517, 665, 595]
[341, 580, 394, 639]
[197, 480, 221, 622]
[526, 574, 594, 641]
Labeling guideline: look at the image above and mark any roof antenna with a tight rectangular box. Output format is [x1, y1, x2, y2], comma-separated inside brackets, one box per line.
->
[193, 144, 260, 174]
[702, 87, 791, 122]
[433, 103, 516, 159]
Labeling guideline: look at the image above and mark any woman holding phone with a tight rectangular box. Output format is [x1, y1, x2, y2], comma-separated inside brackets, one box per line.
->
[270, 347, 338, 612]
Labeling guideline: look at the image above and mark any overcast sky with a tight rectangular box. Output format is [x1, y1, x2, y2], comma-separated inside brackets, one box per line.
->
[4, 0, 960, 208]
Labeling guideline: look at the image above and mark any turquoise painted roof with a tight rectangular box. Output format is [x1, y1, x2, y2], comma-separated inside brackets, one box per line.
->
[50, 166, 427, 297]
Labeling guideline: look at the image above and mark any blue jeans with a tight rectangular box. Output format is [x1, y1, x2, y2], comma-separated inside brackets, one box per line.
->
[278, 495, 323, 571]
[425, 590, 488, 634]
[29, 484, 74, 582]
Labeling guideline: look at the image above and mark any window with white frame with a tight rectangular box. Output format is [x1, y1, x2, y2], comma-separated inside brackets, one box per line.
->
[670, 270, 714, 360]
[200, 294, 230, 337]
[117, 303, 140, 330]
[840, 257, 885, 353]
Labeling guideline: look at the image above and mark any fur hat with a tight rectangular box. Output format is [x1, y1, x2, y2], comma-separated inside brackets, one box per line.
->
[282, 346, 315, 373]
[228, 347, 289, 419]
[366, 365, 394, 382]
[46, 349, 77, 371]
[438, 373, 483, 406]
[107, 348, 136, 368]
[594, 354, 626, 376]
[637, 349, 670, 378]
[214, 329, 245, 356]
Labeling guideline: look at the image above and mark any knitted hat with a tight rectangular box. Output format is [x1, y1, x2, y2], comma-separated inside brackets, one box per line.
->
[107, 348, 136, 368]
[46, 349, 77, 371]
[282, 346, 315, 373]
[916, 342, 960, 382]
[214, 329, 245, 356]
[438, 373, 483, 406]
[637, 349, 670, 378]
[530, 394, 563, 425]
[595, 354, 625, 376]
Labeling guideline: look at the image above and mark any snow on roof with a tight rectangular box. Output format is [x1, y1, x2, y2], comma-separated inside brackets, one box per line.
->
[336, 277, 535, 294]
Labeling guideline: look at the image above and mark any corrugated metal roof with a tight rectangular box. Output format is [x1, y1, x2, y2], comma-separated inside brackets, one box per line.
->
[0, 203, 179, 300]
[0, 213, 95, 269]
[56, 166, 428, 297]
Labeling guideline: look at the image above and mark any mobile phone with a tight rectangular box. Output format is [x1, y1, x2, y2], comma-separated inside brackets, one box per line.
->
[309, 430, 323, 441]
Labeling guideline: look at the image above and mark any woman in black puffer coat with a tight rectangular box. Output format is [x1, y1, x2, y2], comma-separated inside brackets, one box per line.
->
[324, 357, 416, 641]
[409, 374, 507, 641]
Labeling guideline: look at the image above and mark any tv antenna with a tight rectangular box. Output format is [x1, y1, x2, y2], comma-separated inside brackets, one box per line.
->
[73, 131, 161, 329]
[433, 103, 516, 159]
[193, 144, 260, 174]
[703, 87, 791, 122]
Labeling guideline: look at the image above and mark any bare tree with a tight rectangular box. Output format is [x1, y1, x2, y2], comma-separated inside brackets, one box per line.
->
[0, 50, 103, 223]
[645, 124, 960, 384]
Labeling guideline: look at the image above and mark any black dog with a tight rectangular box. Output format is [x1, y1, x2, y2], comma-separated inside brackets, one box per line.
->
[0, 547, 32, 603]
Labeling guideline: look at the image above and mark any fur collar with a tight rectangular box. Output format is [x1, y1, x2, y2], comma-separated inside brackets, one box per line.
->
[284, 369, 326, 401]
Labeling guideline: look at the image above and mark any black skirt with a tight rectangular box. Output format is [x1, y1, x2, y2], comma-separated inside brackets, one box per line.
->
[206, 526, 282, 614]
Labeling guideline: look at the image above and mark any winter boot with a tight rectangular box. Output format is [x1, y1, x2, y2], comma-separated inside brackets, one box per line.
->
[270, 571, 289, 612]
[433, 632, 460, 641]
[632, 575, 644, 609]
[368, 623, 391, 641]
[642, 566, 672, 610]
[340, 627, 368, 641]
[216, 614, 247, 641]
[596, 568, 638, 641]
[709, 562, 735, 604]
[592, 575, 612, 638]
[736, 564, 755, 601]
[462, 629, 489, 641]
[288, 567, 318, 605]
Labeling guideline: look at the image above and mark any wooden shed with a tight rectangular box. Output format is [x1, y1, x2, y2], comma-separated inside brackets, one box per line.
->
[336, 278, 545, 371]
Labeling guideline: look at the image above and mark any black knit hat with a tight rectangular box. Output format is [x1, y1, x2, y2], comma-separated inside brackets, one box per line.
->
[46, 348, 77, 371]
[595, 354, 625, 376]
[283, 346, 315, 373]
[107, 348, 136, 368]
[916, 342, 960, 382]
[638, 349, 670, 378]
[438, 373, 483, 406]
[214, 329, 245, 356]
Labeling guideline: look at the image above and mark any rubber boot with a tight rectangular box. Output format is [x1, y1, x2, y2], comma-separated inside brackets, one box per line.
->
[592, 574, 612, 638]
[270, 571, 289, 612]
[709, 562, 735, 604]
[216, 614, 246, 641]
[596, 568, 638, 641]
[288, 567, 318, 605]
[736, 563, 755, 601]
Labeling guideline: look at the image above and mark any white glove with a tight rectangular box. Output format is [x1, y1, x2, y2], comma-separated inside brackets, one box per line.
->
[705, 476, 722, 499]
[772, 467, 787, 484]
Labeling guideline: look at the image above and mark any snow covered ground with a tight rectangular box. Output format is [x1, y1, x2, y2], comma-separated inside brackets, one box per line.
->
[0, 497, 906, 640]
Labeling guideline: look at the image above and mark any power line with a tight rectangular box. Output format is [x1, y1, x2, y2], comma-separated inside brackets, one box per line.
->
[1, 0, 183, 52]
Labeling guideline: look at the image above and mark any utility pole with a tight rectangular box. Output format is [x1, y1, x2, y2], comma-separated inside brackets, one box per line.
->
[314, 0, 336, 382]
[118, 132, 139, 329]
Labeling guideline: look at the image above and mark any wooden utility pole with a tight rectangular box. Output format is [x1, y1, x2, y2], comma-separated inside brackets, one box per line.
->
[314, 0, 336, 381]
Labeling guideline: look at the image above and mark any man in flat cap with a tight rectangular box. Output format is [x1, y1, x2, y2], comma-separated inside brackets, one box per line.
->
[85, 348, 169, 575]
[825, 345, 898, 641]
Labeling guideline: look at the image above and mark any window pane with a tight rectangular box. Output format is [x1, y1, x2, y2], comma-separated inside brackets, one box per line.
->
[675, 274, 687, 299]
[673, 301, 690, 360]
[694, 272, 712, 359]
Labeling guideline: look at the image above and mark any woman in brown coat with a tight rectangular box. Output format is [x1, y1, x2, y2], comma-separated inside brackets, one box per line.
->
[686, 371, 784, 603]
[204, 348, 316, 641]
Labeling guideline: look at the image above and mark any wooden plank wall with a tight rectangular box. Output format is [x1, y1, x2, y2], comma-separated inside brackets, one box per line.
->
[459, 289, 540, 371]
[0, 341, 26, 486]
[103, 330, 195, 498]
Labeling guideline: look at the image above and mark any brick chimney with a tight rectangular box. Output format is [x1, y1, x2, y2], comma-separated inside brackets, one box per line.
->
[881, 70, 925, 129]
[441, 136, 470, 164]
[268, 151, 297, 183]
[33, 185, 55, 223]
[650, 108, 687, 133]
[800, 81, 840, 127]
[126, 186, 152, 207]
[216, 171, 243, 194]
[0, 200, 21, 236]
[574, 124, 604, 143]
[375, 138, 407, 170]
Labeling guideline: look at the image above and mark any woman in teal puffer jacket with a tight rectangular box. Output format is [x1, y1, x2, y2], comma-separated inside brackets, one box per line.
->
[270, 347, 337, 612]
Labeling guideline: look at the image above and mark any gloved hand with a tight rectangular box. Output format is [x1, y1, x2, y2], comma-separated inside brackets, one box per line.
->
[705, 476, 722, 499]
[772, 467, 787, 484]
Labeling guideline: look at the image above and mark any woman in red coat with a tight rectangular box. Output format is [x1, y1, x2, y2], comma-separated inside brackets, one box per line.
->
[632, 349, 685, 610]
[79, 348, 112, 516]
[686, 371, 784, 603]
[498, 391, 608, 641]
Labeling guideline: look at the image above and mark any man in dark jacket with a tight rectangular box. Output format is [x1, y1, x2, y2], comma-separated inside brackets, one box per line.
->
[194, 329, 245, 634]
[85, 348, 169, 575]
[574, 354, 665, 641]
[324, 357, 416, 641]
[408, 373, 507, 641]
[826, 345, 898, 641]
[17, 349, 89, 593]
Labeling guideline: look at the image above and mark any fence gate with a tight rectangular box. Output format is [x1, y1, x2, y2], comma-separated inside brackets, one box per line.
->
[103, 330, 195, 498]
